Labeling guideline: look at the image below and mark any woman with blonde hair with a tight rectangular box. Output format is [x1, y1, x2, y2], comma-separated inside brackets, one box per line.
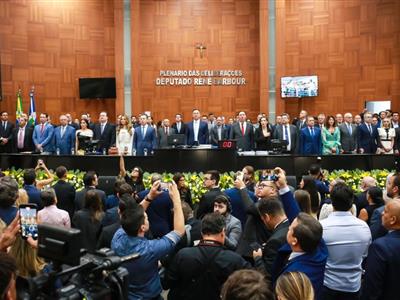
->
[8, 236, 46, 278]
[275, 271, 314, 300]
[16, 188, 29, 207]
[116, 114, 133, 155]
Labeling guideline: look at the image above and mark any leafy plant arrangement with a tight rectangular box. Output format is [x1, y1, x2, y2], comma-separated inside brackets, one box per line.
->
[3, 168, 393, 201]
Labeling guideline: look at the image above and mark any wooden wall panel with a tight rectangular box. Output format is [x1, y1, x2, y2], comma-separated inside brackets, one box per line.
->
[0, 0, 117, 123]
[132, 0, 260, 122]
[276, 0, 400, 119]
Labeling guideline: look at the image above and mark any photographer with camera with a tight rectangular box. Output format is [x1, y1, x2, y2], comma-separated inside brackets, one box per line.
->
[111, 181, 185, 299]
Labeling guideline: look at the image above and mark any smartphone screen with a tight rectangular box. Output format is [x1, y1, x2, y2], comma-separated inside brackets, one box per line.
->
[20, 205, 38, 239]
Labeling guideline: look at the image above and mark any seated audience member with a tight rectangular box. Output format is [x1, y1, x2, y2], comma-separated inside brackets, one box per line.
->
[104, 178, 127, 210]
[271, 168, 327, 300]
[294, 190, 312, 215]
[354, 176, 376, 216]
[299, 176, 320, 219]
[370, 173, 400, 240]
[0, 252, 17, 299]
[53, 166, 76, 219]
[196, 170, 224, 220]
[361, 199, 400, 300]
[358, 187, 384, 225]
[236, 178, 278, 259]
[137, 174, 174, 238]
[164, 213, 250, 300]
[0, 177, 18, 226]
[37, 189, 70, 228]
[275, 271, 315, 300]
[242, 165, 256, 192]
[119, 155, 145, 195]
[74, 171, 106, 211]
[72, 190, 104, 253]
[223, 181, 256, 227]
[173, 173, 193, 208]
[320, 184, 371, 299]
[97, 194, 138, 249]
[213, 195, 242, 250]
[112, 182, 185, 300]
[308, 164, 330, 202]
[102, 183, 134, 226]
[8, 235, 46, 278]
[221, 269, 274, 300]
[253, 199, 289, 275]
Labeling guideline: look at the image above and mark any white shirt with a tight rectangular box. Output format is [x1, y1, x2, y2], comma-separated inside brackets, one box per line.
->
[193, 120, 200, 141]
[320, 211, 371, 292]
[282, 124, 291, 150]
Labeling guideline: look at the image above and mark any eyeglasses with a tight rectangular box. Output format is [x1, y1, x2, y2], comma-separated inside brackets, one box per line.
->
[257, 183, 277, 190]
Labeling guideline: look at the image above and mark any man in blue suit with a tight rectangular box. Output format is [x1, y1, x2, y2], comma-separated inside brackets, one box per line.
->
[361, 199, 400, 300]
[54, 114, 76, 155]
[133, 114, 157, 156]
[272, 167, 328, 300]
[32, 113, 54, 154]
[299, 116, 322, 155]
[186, 109, 209, 145]
[357, 112, 379, 154]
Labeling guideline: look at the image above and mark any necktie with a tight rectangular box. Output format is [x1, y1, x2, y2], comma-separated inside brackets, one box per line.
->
[61, 126, 65, 138]
[177, 123, 181, 133]
[218, 127, 222, 140]
[101, 124, 105, 135]
[284, 125, 289, 140]
[18, 128, 24, 149]
[310, 128, 314, 136]
[2, 122, 6, 131]
[40, 124, 44, 134]
[241, 123, 245, 136]
[348, 124, 352, 135]
[141, 126, 145, 137]
[368, 124, 372, 135]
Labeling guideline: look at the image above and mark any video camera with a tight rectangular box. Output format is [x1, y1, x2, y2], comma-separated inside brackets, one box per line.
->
[17, 224, 139, 300]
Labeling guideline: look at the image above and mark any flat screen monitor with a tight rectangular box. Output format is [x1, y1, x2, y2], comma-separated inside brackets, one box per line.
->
[281, 75, 318, 98]
[365, 100, 391, 114]
[37, 224, 82, 266]
[167, 134, 186, 147]
[79, 77, 116, 99]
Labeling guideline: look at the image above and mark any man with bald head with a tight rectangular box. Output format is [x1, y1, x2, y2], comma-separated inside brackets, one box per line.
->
[339, 113, 357, 153]
[54, 114, 76, 155]
[361, 198, 400, 300]
[354, 176, 376, 216]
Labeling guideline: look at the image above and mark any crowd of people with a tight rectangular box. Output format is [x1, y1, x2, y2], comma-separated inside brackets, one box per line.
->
[0, 157, 399, 299]
[1, 108, 399, 156]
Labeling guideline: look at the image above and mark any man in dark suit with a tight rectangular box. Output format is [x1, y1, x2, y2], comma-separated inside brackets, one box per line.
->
[12, 116, 34, 153]
[93, 112, 116, 154]
[357, 112, 379, 154]
[394, 126, 400, 154]
[171, 113, 188, 135]
[339, 112, 358, 153]
[53, 166, 76, 219]
[295, 110, 308, 129]
[74, 171, 106, 211]
[299, 116, 322, 155]
[186, 109, 209, 145]
[54, 114, 76, 155]
[66, 113, 79, 130]
[229, 111, 254, 151]
[253, 199, 289, 275]
[196, 170, 224, 219]
[157, 118, 176, 148]
[361, 199, 400, 300]
[0, 111, 14, 153]
[133, 114, 157, 155]
[273, 113, 298, 153]
[391, 111, 399, 129]
[210, 116, 229, 146]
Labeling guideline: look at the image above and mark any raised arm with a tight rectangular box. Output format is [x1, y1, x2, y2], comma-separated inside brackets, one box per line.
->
[119, 154, 127, 177]
[274, 167, 300, 223]
[35, 162, 55, 189]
